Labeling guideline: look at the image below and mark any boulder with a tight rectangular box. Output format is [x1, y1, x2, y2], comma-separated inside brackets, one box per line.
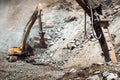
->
[45, 22, 55, 28]
[86, 75, 100, 80]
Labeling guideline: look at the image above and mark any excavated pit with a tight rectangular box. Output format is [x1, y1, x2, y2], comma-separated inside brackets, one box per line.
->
[0, 0, 105, 67]
[0, 0, 120, 80]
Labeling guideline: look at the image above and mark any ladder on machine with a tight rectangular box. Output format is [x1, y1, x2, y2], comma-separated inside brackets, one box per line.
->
[76, 0, 117, 62]
[100, 20, 117, 62]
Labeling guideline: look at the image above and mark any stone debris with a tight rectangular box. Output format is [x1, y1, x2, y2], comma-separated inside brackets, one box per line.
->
[0, 0, 120, 80]
[118, 54, 120, 57]
[69, 68, 77, 73]
[46, 71, 65, 79]
[67, 42, 76, 50]
[75, 77, 81, 80]
[86, 75, 100, 80]
[107, 73, 118, 80]
[86, 71, 119, 80]
[25, 56, 35, 63]
[102, 71, 110, 77]
[64, 16, 77, 22]
[6, 56, 18, 62]
[75, 41, 80, 46]
[93, 70, 101, 75]
[44, 22, 55, 28]
[44, 34, 52, 40]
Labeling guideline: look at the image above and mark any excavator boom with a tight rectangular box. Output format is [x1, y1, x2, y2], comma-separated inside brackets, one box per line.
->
[20, 7, 38, 50]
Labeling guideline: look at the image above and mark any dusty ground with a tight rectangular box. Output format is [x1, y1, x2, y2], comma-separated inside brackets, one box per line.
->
[0, 54, 120, 80]
[0, 0, 120, 80]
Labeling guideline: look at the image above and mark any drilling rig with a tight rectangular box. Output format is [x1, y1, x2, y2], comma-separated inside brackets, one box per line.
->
[76, 0, 117, 62]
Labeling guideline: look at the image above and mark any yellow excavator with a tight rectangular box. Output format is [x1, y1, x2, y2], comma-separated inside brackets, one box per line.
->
[7, 3, 47, 60]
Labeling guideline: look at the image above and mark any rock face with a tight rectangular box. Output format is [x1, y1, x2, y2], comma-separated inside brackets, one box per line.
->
[0, 0, 106, 68]
[109, 16, 120, 61]
[0, 0, 120, 80]
[86, 75, 100, 80]
[0, 0, 120, 70]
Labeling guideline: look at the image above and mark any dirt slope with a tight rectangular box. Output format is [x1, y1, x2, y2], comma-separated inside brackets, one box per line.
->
[0, 0, 120, 80]
[0, 0, 105, 67]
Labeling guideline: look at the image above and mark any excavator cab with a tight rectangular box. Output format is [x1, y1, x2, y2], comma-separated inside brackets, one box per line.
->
[7, 3, 48, 61]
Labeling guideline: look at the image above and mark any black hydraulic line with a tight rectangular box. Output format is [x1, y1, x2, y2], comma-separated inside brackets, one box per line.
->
[84, 9, 101, 41]
[84, 11, 87, 38]
[84, 11, 91, 40]
[90, 6, 102, 40]
[38, 9, 42, 33]
[76, 0, 111, 62]
[76, 0, 91, 17]
[92, 18, 111, 62]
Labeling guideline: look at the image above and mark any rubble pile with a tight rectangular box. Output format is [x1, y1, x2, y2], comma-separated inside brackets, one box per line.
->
[0, 0, 120, 80]
[56, 63, 120, 80]
[32, 0, 104, 68]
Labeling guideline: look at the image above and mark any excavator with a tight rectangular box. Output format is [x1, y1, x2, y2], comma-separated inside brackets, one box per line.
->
[7, 0, 117, 62]
[7, 3, 48, 61]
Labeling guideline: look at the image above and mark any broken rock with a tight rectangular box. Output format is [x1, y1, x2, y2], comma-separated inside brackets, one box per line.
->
[86, 75, 100, 80]
[44, 34, 52, 40]
[26, 56, 35, 63]
[67, 42, 76, 50]
[93, 70, 101, 75]
[69, 68, 77, 73]
[107, 73, 118, 80]
[64, 16, 77, 22]
[75, 41, 80, 46]
[102, 71, 110, 77]
[46, 71, 65, 79]
[6, 56, 18, 62]
[45, 22, 55, 28]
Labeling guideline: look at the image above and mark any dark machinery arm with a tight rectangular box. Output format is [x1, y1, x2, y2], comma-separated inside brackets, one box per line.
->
[76, 0, 91, 17]
[75, 0, 117, 62]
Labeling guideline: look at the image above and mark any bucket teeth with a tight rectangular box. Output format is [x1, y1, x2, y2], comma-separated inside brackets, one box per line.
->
[29, 37, 48, 48]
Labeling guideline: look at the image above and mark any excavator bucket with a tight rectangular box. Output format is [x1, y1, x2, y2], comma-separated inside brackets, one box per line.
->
[30, 36, 48, 48]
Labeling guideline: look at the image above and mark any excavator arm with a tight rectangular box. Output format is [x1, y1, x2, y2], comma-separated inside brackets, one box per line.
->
[20, 7, 38, 50]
